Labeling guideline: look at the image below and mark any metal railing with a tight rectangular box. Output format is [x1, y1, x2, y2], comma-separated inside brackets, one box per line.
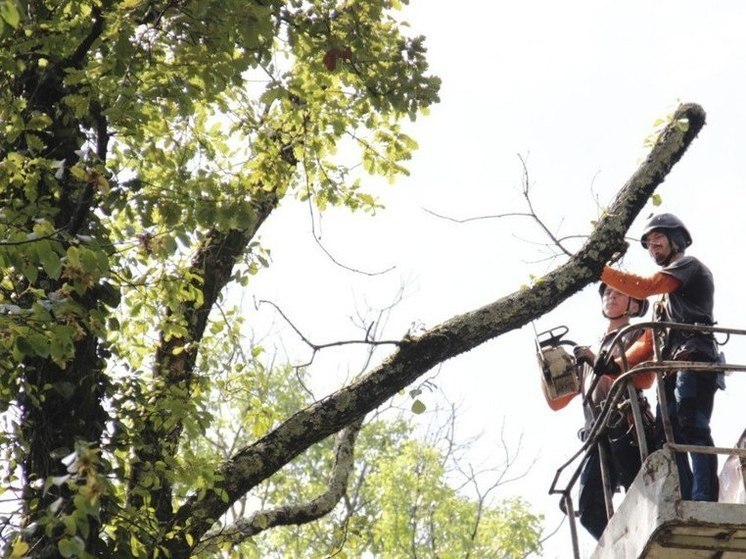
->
[548, 320, 746, 559]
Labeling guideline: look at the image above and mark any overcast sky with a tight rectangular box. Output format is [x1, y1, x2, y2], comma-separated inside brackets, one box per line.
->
[247, 2, 746, 557]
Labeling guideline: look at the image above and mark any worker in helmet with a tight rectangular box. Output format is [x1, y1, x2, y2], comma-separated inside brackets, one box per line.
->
[542, 283, 654, 540]
[601, 212, 723, 502]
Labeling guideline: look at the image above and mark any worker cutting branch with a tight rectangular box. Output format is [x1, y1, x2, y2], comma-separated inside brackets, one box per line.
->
[541, 284, 654, 539]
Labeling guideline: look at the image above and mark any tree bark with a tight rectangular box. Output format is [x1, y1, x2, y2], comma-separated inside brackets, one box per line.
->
[15, 12, 112, 555]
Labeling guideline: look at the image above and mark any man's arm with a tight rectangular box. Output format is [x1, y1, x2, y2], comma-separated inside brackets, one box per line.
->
[595, 328, 655, 389]
[616, 328, 655, 389]
[601, 266, 680, 299]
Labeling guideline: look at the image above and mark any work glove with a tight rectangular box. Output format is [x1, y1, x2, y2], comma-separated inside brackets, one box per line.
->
[607, 242, 629, 265]
[592, 351, 621, 377]
[573, 345, 594, 366]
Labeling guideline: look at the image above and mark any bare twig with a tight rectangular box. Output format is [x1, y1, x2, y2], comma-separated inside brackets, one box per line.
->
[517, 154, 573, 257]
[301, 138, 396, 277]
[423, 208, 532, 223]
[423, 153, 580, 258]
[256, 298, 402, 368]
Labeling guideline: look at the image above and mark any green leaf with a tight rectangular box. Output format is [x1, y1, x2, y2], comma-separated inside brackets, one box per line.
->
[15, 336, 34, 356]
[21, 262, 38, 283]
[159, 201, 181, 227]
[0, 0, 21, 29]
[58, 536, 85, 558]
[53, 381, 76, 399]
[10, 540, 29, 558]
[79, 247, 100, 273]
[28, 333, 50, 358]
[255, 513, 269, 529]
[195, 201, 217, 227]
[411, 399, 426, 414]
[39, 247, 62, 279]
[130, 534, 142, 557]
[26, 112, 52, 131]
[24, 133, 45, 152]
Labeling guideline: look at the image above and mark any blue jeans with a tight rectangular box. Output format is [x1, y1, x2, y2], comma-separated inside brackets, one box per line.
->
[657, 368, 718, 501]
[578, 431, 642, 540]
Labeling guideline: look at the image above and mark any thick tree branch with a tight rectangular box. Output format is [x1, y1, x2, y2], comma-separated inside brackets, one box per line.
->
[201, 418, 365, 549]
[127, 188, 279, 517]
[166, 102, 706, 554]
[64, 6, 105, 69]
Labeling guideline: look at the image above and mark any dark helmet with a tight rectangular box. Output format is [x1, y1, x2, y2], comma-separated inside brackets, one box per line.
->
[640, 213, 692, 251]
[598, 282, 649, 318]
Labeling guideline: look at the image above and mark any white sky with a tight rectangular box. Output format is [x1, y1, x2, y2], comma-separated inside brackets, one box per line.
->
[245, 2, 746, 557]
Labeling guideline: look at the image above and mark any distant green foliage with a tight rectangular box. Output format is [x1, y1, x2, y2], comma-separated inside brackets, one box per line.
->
[192, 367, 544, 559]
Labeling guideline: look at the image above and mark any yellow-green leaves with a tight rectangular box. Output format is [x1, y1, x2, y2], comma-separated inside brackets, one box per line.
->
[0, 0, 21, 36]
[410, 399, 426, 414]
[63, 245, 109, 295]
[9, 539, 29, 558]
[644, 107, 689, 149]
[58, 536, 85, 558]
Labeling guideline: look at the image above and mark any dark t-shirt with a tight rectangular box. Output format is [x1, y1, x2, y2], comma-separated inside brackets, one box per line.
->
[581, 328, 643, 431]
[659, 255, 717, 359]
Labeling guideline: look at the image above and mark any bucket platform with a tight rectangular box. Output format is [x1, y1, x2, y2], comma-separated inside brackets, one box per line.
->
[592, 446, 746, 559]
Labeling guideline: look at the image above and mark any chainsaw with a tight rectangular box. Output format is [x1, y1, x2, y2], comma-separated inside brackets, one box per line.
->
[535, 325, 581, 400]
